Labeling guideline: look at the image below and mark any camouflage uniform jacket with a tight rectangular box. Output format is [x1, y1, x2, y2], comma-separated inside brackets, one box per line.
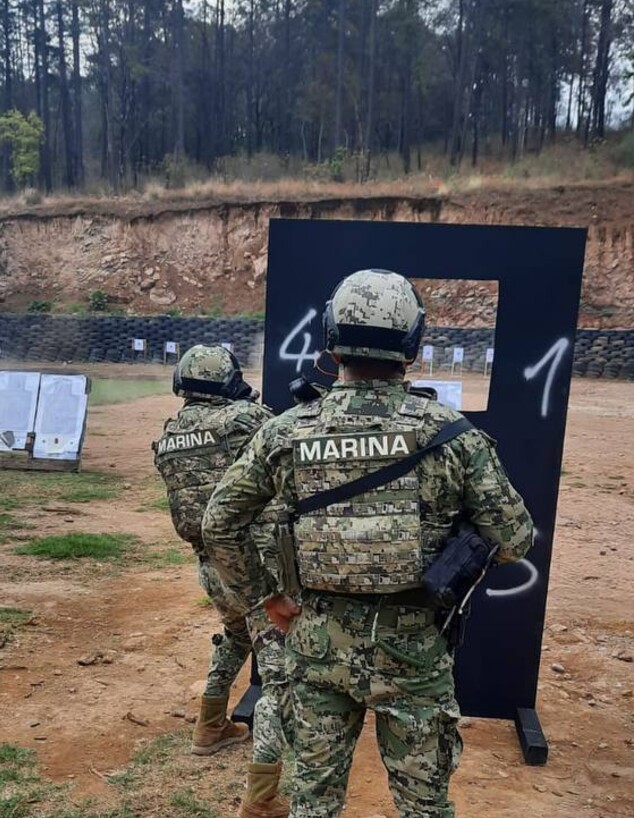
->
[154, 396, 273, 556]
[203, 379, 534, 608]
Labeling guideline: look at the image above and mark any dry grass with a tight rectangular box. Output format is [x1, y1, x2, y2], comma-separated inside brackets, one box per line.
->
[0, 140, 632, 222]
[0, 730, 292, 817]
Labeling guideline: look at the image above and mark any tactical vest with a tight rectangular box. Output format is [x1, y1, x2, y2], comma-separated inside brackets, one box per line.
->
[291, 394, 433, 594]
[153, 409, 234, 554]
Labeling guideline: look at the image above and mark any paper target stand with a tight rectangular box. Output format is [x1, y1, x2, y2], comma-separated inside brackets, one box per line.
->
[233, 218, 587, 767]
[0, 372, 90, 472]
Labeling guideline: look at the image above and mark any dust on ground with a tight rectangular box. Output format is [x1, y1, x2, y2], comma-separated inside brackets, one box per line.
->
[0, 365, 632, 818]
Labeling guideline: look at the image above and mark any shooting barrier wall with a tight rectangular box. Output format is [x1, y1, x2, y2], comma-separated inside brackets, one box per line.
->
[0, 314, 632, 378]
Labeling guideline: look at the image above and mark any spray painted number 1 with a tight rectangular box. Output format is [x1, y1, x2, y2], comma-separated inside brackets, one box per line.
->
[523, 338, 570, 418]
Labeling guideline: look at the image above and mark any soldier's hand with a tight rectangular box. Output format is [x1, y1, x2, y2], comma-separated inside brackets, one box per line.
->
[264, 594, 301, 633]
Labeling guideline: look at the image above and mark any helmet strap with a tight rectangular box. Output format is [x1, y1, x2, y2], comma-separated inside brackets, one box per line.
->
[231, 379, 255, 401]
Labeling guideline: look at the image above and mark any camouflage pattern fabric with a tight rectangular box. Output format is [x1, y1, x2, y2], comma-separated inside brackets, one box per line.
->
[153, 395, 275, 704]
[327, 270, 423, 363]
[199, 560, 252, 698]
[203, 379, 533, 817]
[287, 598, 461, 818]
[198, 559, 250, 635]
[247, 607, 293, 765]
[203, 380, 534, 603]
[291, 400, 425, 593]
[154, 397, 273, 557]
[181, 345, 237, 382]
[249, 500, 289, 606]
[203, 621, 251, 698]
[175, 344, 247, 400]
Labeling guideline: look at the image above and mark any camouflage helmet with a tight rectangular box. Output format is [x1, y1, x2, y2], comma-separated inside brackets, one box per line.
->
[323, 269, 425, 362]
[173, 344, 248, 400]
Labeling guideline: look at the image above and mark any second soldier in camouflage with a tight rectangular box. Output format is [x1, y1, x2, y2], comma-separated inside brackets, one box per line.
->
[154, 344, 291, 818]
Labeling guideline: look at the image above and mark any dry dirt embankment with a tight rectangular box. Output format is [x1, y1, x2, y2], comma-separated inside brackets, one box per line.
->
[0, 182, 632, 327]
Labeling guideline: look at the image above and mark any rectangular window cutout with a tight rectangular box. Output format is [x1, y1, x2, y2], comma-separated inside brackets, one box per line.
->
[407, 278, 499, 412]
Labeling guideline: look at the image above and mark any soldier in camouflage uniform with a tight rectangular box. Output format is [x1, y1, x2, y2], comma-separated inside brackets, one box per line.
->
[154, 344, 291, 818]
[203, 271, 534, 818]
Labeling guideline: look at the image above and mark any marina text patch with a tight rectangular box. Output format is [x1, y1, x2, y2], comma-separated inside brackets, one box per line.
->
[156, 430, 217, 454]
[294, 431, 417, 464]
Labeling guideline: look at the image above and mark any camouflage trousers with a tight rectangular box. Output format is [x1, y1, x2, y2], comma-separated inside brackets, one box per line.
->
[200, 562, 291, 764]
[248, 607, 294, 765]
[285, 593, 462, 818]
[199, 560, 251, 698]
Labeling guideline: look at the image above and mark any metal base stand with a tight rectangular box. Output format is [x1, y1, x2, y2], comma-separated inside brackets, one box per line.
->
[231, 654, 262, 729]
[515, 708, 548, 765]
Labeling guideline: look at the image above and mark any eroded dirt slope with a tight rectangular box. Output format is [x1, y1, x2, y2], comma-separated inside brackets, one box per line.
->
[0, 182, 632, 327]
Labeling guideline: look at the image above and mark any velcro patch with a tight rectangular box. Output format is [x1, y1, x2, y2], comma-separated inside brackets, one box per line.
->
[294, 431, 417, 464]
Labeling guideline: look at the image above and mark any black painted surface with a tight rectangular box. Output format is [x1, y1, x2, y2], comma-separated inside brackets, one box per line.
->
[262, 218, 587, 720]
[515, 708, 549, 766]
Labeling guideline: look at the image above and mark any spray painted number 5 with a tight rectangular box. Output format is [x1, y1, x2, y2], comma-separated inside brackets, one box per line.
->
[523, 338, 570, 418]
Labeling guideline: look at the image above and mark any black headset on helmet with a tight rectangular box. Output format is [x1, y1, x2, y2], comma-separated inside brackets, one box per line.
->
[173, 349, 254, 401]
[322, 270, 426, 362]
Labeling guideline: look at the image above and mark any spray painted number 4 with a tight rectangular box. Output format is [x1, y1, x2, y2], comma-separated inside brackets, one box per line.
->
[523, 338, 570, 418]
[279, 308, 319, 372]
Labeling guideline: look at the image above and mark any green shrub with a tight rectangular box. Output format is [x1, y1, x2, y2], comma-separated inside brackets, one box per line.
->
[0, 110, 43, 187]
[328, 146, 348, 182]
[89, 289, 109, 312]
[27, 300, 52, 313]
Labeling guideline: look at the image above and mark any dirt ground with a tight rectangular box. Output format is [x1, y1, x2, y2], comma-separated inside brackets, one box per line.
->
[0, 365, 632, 818]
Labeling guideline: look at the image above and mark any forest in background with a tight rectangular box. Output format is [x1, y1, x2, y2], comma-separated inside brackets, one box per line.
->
[0, 0, 633, 194]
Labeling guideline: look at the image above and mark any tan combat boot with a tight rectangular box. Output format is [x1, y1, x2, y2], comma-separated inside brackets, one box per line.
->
[191, 695, 250, 755]
[238, 762, 289, 818]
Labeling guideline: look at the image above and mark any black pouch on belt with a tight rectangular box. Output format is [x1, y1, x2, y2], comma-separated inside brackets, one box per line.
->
[421, 524, 497, 610]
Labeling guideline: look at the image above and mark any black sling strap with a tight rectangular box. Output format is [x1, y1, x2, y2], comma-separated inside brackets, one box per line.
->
[295, 417, 474, 516]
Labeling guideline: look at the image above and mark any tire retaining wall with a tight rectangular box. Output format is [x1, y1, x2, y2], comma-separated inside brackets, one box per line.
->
[0, 315, 632, 379]
[0, 314, 264, 368]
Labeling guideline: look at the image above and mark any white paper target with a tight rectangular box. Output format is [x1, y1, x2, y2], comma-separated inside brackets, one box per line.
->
[412, 379, 463, 411]
[486, 347, 495, 364]
[33, 375, 88, 461]
[452, 347, 464, 363]
[220, 342, 234, 352]
[133, 338, 146, 352]
[165, 341, 178, 354]
[0, 371, 41, 450]
[422, 345, 434, 362]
